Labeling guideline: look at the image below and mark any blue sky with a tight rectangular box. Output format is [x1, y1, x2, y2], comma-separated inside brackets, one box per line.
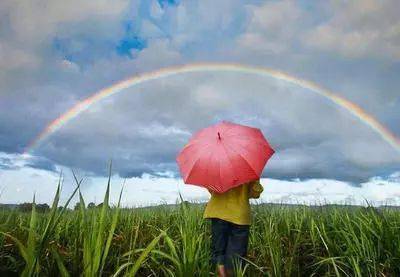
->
[0, 0, 399, 206]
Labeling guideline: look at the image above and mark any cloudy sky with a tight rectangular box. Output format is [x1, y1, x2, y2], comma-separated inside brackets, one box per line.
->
[0, 0, 399, 206]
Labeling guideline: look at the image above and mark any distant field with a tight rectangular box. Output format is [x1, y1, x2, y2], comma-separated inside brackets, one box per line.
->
[1, 182, 400, 276]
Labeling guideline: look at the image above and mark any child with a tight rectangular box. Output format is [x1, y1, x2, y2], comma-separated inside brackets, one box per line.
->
[203, 179, 264, 277]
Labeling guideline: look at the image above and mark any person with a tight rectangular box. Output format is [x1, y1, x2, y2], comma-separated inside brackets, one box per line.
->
[203, 179, 264, 277]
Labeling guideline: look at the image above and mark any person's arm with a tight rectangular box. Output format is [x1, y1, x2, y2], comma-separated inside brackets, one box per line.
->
[249, 180, 263, 199]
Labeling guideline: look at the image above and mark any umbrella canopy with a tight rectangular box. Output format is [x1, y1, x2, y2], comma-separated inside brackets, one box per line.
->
[176, 120, 275, 193]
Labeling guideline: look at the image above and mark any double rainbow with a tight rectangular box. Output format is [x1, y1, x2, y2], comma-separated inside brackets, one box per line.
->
[25, 63, 400, 154]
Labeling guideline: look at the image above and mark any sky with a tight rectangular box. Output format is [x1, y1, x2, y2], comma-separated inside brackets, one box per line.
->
[0, 0, 399, 206]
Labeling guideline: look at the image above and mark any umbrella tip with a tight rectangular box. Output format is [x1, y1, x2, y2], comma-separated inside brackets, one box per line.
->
[217, 132, 221, 140]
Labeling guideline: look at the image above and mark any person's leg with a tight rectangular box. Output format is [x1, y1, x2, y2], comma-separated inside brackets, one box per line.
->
[224, 223, 250, 276]
[210, 218, 231, 276]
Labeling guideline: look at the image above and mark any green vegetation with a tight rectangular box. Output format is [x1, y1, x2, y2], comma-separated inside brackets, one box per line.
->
[1, 170, 400, 276]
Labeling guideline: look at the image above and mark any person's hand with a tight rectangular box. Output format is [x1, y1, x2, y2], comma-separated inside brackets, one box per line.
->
[249, 180, 263, 199]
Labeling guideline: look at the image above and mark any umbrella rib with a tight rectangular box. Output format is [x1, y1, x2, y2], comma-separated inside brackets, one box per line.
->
[228, 136, 270, 149]
[228, 137, 274, 167]
[184, 157, 201, 183]
[205, 153, 221, 192]
[214, 154, 221, 192]
[203, 149, 215, 188]
[219, 141, 239, 185]
[220, 124, 237, 136]
[180, 139, 212, 154]
[178, 140, 214, 166]
[223, 126, 258, 138]
[183, 143, 214, 183]
[223, 142, 260, 178]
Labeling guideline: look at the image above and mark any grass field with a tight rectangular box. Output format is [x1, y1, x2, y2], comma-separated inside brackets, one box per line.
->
[1, 172, 400, 276]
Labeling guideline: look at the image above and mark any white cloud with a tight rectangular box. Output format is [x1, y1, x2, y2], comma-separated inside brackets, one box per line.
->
[256, 177, 400, 206]
[303, 0, 400, 60]
[237, 0, 304, 54]
[0, 164, 60, 204]
[137, 122, 191, 137]
[1, 151, 399, 207]
[231, 0, 400, 62]
[0, 0, 130, 82]
[133, 38, 182, 69]
[149, 0, 164, 20]
[0, 42, 40, 70]
[6, 0, 129, 43]
[2, 157, 400, 207]
[59, 59, 80, 73]
[162, 0, 244, 49]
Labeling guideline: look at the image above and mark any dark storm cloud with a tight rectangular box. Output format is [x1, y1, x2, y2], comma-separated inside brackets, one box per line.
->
[26, 73, 399, 183]
[25, 156, 57, 172]
[0, 157, 19, 170]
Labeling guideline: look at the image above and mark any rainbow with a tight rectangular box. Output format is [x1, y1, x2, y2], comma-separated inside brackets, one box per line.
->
[25, 62, 400, 154]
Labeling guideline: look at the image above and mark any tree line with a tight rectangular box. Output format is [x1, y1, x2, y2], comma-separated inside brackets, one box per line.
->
[0, 202, 103, 212]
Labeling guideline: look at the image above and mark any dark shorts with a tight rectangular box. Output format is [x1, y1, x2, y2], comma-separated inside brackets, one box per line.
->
[209, 218, 250, 270]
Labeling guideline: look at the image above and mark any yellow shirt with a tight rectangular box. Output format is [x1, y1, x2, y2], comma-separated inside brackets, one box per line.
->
[203, 180, 264, 225]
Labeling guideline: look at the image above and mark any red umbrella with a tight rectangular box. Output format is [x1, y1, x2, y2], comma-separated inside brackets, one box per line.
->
[176, 120, 275, 193]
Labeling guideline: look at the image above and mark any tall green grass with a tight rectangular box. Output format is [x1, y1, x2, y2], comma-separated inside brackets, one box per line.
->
[1, 171, 400, 276]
